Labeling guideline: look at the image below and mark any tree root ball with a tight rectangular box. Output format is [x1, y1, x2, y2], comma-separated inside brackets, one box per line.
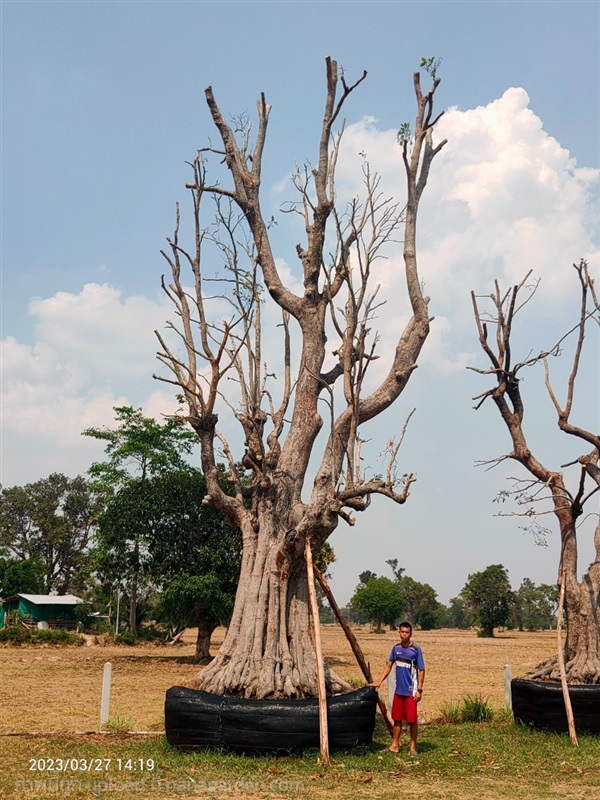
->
[511, 678, 600, 734]
[165, 684, 378, 753]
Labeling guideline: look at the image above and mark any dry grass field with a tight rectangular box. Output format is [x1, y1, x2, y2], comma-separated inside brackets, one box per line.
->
[1, 626, 598, 800]
[0, 625, 559, 733]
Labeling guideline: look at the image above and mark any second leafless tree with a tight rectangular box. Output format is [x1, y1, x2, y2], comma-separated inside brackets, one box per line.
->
[471, 260, 600, 683]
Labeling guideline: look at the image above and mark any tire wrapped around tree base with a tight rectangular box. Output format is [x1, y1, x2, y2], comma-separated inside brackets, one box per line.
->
[511, 678, 600, 734]
[165, 685, 378, 753]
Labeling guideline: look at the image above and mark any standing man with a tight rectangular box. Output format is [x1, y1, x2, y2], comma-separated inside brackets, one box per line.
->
[370, 621, 425, 755]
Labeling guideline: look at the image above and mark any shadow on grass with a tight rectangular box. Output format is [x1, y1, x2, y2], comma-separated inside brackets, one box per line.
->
[112, 654, 200, 665]
[371, 737, 438, 756]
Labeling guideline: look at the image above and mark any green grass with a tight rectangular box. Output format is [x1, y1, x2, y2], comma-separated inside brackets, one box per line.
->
[103, 709, 135, 734]
[438, 692, 495, 724]
[460, 693, 494, 722]
[1, 717, 598, 800]
[438, 699, 463, 723]
[0, 627, 83, 646]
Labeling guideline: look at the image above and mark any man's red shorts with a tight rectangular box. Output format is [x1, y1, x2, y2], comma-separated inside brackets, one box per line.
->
[391, 693, 418, 723]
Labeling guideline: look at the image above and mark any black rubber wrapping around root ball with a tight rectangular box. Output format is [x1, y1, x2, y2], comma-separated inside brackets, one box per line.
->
[511, 678, 600, 734]
[165, 684, 378, 753]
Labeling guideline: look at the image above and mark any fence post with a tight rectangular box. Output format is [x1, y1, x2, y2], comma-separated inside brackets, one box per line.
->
[100, 662, 112, 728]
[504, 664, 512, 709]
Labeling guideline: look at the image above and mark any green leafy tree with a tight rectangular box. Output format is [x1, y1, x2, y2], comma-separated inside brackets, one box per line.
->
[386, 559, 440, 629]
[538, 583, 559, 626]
[461, 564, 513, 637]
[385, 560, 405, 582]
[0, 555, 46, 598]
[444, 596, 474, 629]
[314, 542, 336, 577]
[144, 470, 241, 662]
[83, 406, 197, 488]
[430, 603, 451, 628]
[314, 541, 337, 623]
[339, 605, 367, 625]
[161, 575, 234, 658]
[511, 578, 557, 631]
[400, 577, 440, 629]
[84, 406, 198, 634]
[94, 481, 155, 633]
[351, 575, 404, 631]
[0, 474, 102, 594]
[358, 570, 378, 585]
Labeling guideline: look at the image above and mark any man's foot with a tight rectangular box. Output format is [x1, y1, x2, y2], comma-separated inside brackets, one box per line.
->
[409, 749, 418, 757]
[383, 746, 400, 753]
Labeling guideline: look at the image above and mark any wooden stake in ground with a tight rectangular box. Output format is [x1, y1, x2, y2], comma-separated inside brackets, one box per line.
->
[305, 538, 330, 764]
[313, 564, 394, 735]
[557, 565, 578, 746]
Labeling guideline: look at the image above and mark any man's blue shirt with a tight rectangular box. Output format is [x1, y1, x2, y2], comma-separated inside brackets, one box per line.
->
[388, 643, 425, 696]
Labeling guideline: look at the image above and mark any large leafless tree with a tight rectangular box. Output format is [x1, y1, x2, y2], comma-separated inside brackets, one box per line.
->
[471, 260, 600, 683]
[155, 58, 446, 698]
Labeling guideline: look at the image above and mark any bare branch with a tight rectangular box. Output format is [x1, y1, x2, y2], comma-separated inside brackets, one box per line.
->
[338, 472, 416, 507]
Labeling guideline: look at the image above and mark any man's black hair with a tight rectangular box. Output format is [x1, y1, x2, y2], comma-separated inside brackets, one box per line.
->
[399, 621, 413, 633]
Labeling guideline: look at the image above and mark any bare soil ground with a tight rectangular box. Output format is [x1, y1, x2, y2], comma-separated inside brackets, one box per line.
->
[1, 627, 598, 800]
[0, 625, 557, 732]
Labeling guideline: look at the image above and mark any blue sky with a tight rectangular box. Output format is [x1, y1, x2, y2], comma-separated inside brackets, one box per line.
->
[2, 1, 599, 605]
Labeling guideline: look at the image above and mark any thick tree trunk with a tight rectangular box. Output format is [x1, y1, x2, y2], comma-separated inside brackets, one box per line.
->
[529, 518, 600, 683]
[194, 613, 216, 665]
[528, 575, 600, 683]
[188, 505, 349, 699]
[565, 561, 600, 682]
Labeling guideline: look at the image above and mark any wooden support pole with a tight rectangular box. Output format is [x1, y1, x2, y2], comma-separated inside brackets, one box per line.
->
[305, 539, 330, 765]
[313, 564, 394, 735]
[557, 566, 578, 746]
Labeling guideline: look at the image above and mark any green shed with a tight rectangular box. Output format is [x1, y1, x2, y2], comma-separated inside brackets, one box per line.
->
[0, 594, 82, 629]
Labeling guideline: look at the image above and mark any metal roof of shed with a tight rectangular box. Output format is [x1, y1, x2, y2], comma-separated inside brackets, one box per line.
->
[7, 594, 83, 605]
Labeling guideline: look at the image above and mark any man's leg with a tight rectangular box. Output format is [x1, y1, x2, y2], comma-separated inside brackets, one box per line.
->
[389, 721, 402, 752]
[409, 721, 418, 754]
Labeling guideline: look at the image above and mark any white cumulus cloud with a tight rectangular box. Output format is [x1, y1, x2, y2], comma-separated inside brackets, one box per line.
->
[1, 284, 183, 485]
[327, 87, 599, 379]
[2, 89, 598, 487]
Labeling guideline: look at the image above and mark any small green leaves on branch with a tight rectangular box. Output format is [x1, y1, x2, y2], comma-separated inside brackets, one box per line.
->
[397, 122, 412, 145]
[420, 57, 442, 79]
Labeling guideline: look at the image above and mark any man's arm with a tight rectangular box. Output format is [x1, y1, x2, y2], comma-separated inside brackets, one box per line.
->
[369, 660, 393, 689]
[415, 668, 425, 702]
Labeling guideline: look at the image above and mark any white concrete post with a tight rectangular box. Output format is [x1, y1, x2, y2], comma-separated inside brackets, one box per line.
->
[504, 664, 512, 709]
[100, 662, 112, 727]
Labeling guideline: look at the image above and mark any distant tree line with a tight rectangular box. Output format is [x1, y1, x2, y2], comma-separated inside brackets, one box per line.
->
[0, 407, 341, 662]
[334, 561, 557, 637]
[0, 407, 560, 656]
[0, 407, 242, 662]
